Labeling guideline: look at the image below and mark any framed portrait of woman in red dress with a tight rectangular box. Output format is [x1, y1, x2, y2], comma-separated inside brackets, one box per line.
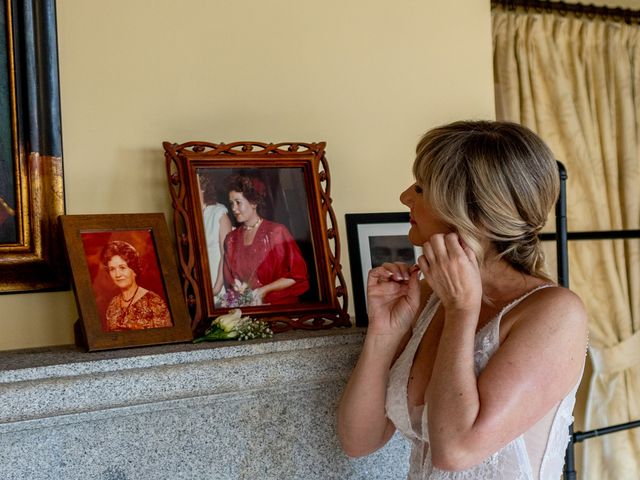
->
[164, 141, 350, 334]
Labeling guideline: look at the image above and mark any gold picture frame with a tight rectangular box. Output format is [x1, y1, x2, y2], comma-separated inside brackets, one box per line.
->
[0, 0, 66, 292]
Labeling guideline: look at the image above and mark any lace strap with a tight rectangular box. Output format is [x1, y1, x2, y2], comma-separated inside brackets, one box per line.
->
[497, 283, 555, 320]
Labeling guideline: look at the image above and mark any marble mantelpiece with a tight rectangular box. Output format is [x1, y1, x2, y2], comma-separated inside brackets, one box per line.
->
[0, 328, 409, 480]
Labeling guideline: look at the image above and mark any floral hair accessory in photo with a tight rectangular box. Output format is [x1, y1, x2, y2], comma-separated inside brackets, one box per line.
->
[249, 177, 267, 197]
[192, 308, 273, 342]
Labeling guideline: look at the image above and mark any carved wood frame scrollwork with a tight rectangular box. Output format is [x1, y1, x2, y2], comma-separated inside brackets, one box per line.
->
[163, 141, 350, 333]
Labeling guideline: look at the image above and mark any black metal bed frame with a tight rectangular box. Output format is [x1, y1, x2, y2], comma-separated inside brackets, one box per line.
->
[541, 162, 640, 480]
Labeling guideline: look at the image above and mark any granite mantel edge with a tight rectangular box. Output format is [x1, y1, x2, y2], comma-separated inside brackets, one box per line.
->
[0, 327, 367, 433]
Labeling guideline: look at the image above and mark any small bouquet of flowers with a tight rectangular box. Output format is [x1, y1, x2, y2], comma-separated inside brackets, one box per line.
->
[193, 309, 273, 343]
[215, 280, 262, 308]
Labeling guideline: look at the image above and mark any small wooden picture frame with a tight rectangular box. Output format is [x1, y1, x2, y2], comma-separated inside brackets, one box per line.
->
[59, 213, 192, 351]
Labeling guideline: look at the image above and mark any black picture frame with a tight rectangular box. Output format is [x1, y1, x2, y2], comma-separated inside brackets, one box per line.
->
[345, 212, 421, 326]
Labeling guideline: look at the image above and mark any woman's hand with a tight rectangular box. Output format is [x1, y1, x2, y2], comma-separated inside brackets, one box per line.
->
[339, 262, 418, 458]
[366, 262, 421, 339]
[418, 233, 482, 315]
[250, 287, 265, 305]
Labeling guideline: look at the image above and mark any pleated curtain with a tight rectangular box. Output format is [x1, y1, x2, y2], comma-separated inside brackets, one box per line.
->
[493, 7, 640, 480]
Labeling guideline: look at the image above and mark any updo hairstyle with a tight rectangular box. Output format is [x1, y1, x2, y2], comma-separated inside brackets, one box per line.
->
[413, 120, 559, 280]
[100, 240, 141, 276]
[224, 174, 267, 217]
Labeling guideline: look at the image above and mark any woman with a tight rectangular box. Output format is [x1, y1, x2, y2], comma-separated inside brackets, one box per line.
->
[337, 121, 588, 479]
[100, 240, 172, 331]
[221, 174, 309, 306]
[199, 172, 232, 296]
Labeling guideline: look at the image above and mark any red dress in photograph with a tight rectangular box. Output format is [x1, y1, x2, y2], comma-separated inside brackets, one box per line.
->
[223, 220, 309, 305]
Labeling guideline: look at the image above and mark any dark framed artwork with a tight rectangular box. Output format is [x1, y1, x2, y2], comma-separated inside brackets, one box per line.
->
[163, 141, 350, 334]
[345, 212, 422, 326]
[0, 0, 66, 292]
[59, 214, 192, 351]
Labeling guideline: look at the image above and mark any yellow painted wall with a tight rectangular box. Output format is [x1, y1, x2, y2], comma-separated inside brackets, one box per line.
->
[0, 0, 495, 351]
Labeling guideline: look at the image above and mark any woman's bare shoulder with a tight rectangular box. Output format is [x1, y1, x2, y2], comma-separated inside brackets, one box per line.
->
[506, 285, 588, 351]
[520, 285, 586, 321]
[471, 285, 587, 463]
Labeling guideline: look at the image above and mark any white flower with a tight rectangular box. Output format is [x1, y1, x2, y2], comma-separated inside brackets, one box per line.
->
[216, 309, 244, 332]
[193, 309, 273, 343]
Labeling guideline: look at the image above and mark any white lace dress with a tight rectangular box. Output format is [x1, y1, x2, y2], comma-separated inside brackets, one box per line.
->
[386, 285, 581, 479]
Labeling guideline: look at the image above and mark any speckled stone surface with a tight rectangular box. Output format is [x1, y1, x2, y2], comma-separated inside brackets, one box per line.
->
[0, 328, 410, 479]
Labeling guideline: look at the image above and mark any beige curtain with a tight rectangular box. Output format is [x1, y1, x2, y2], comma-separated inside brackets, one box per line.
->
[493, 7, 640, 480]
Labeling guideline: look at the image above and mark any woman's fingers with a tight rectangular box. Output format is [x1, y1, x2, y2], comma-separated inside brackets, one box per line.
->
[423, 241, 436, 266]
[444, 232, 464, 255]
[458, 237, 478, 265]
[420, 233, 469, 286]
[382, 262, 413, 279]
[443, 233, 479, 267]
[428, 233, 448, 261]
[366, 260, 423, 337]
[417, 254, 429, 274]
[367, 262, 414, 287]
[424, 233, 471, 266]
[419, 232, 483, 312]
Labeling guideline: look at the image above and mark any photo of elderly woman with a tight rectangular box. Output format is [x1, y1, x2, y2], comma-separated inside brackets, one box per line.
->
[197, 170, 232, 298]
[219, 172, 310, 307]
[80, 231, 173, 332]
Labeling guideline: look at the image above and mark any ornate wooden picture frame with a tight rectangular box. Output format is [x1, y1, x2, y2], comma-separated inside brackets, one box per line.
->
[0, 0, 66, 293]
[59, 213, 192, 351]
[345, 212, 421, 326]
[163, 141, 350, 334]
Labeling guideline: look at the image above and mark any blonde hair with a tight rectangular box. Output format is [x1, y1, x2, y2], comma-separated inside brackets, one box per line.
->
[413, 120, 559, 280]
